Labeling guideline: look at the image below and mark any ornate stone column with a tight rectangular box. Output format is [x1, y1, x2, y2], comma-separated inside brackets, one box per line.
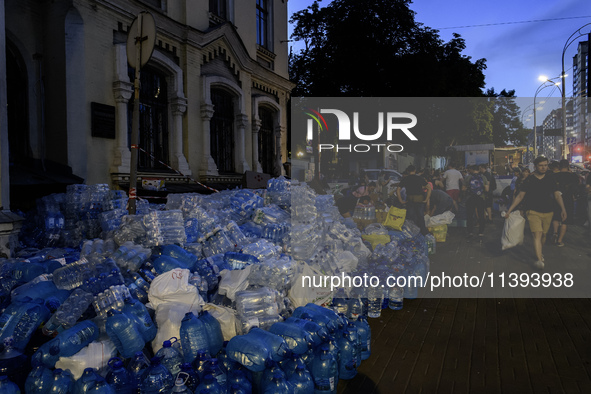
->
[199, 103, 218, 178]
[111, 81, 133, 173]
[251, 118, 263, 173]
[274, 125, 285, 176]
[170, 97, 191, 176]
[234, 114, 251, 174]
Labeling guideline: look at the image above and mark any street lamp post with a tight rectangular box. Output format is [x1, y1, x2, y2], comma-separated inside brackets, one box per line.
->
[534, 77, 561, 158]
[561, 23, 591, 160]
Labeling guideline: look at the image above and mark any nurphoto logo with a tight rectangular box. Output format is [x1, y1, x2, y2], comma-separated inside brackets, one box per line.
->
[304, 108, 418, 153]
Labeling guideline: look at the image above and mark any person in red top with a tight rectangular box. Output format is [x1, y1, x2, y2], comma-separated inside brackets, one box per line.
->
[504, 156, 567, 269]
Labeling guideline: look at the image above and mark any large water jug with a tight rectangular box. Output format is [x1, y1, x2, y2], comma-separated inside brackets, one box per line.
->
[246, 328, 289, 362]
[121, 298, 156, 343]
[226, 369, 252, 394]
[226, 333, 270, 372]
[193, 350, 211, 381]
[354, 316, 371, 360]
[284, 317, 328, 348]
[287, 362, 314, 394]
[154, 339, 184, 378]
[310, 345, 338, 394]
[128, 351, 150, 392]
[48, 369, 74, 394]
[25, 364, 53, 394]
[0, 375, 21, 394]
[141, 357, 174, 394]
[32, 320, 99, 368]
[194, 374, 223, 394]
[105, 358, 133, 394]
[159, 245, 198, 270]
[268, 321, 312, 355]
[105, 310, 145, 359]
[179, 312, 209, 364]
[73, 368, 102, 394]
[179, 363, 200, 392]
[198, 311, 224, 357]
[335, 330, 357, 380]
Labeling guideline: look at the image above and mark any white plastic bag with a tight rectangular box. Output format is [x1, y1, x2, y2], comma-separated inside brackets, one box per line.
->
[151, 302, 201, 354]
[501, 211, 525, 250]
[289, 262, 333, 308]
[202, 303, 238, 341]
[426, 211, 455, 227]
[55, 340, 117, 380]
[147, 268, 204, 309]
[217, 265, 252, 301]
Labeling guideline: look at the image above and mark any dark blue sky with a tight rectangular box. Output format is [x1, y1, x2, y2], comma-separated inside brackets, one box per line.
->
[288, 0, 591, 111]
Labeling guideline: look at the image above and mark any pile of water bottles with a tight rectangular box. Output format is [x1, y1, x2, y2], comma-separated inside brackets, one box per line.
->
[0, 176, 435, 393]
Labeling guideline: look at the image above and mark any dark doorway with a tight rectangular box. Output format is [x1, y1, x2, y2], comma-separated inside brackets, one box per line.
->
[128, 65, 169, 171]
[210, 88, 235, 173]
[6, 40, 31, 165]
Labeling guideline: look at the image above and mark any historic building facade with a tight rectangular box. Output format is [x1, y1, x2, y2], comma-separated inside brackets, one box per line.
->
[1, 0, 293, 207]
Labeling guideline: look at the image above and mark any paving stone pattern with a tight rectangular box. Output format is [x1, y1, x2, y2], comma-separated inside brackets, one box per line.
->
[338, 219, 591, 393]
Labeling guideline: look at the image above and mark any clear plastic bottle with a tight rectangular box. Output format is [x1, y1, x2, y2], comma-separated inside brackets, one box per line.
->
[179, 312, 210, 365]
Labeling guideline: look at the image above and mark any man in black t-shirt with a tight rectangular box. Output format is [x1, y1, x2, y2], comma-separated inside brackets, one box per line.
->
[551, 160, 580, 246]
[397, 165, 431, 235]
[505, 156, 567, 269]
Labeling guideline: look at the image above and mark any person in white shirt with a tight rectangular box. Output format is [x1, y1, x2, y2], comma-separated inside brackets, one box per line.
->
[443, 163, 463, 212]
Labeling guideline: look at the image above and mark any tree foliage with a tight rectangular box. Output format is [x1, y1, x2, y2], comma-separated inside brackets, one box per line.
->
[485, 88, 529, 146]
[289, 0, 487, 98]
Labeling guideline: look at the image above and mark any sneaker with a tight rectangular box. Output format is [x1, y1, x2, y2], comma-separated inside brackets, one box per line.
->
[551, 234, 558, 245]
[478, 233, 484, 237]
[557, 242, 564, 247]
[534, 260, 545, 269]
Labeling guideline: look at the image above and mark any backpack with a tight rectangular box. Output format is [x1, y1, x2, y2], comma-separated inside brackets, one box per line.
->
[469, 175, 484, 196]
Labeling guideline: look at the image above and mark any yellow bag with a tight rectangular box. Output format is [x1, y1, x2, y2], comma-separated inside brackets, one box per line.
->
[428, 224, 448, 242]
[382, 206, 406, 231]
[361, 234, 391, 250]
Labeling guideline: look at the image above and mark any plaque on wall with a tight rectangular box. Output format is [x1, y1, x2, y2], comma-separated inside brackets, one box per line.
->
[91, 102, 116, 139]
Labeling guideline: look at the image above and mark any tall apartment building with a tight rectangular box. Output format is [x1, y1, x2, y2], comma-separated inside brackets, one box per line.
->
[572, 40, 589, 160]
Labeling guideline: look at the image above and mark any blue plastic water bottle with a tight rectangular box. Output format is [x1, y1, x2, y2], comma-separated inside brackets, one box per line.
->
[310, 345, 338, 394]
[226, 369, 252, 394]
[105, 310, 145, 359]
[268, 322, 312, 355]
[128, 351, 150, 392]
[335, 330, 357, 380]
[180, 312, 209, 364]
[32, 320, 99, 368]
[0, 375, 21, 394]
[354, 316, 371, 361]
[73, 368, 102, 394]
[121, 297, 157, 342]
[198, 310, 224, 357]
[49, 369, 74, 394]
[194, 374, 223, 394]
[193, 350, 212, 381]
[155, 339, 184, 378]
[179, 363, 200, 392]
[246, 327, 289, 362]
[25, 363, 53, 394]
[141, 357, 174, 394]
[262, 371, 292, 393]
[105, 357, 133, 394]
[287, 361, 314, 394]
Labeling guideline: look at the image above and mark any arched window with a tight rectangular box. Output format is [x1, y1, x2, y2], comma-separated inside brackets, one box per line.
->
[258, 106, 275, 174]
[6, 40, 30, 165]
[127, 65, 169, 171]
[210, 88, 236, 174]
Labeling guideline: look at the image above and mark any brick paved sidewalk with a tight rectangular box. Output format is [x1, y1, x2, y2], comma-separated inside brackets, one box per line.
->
[338, 220, 591, 393]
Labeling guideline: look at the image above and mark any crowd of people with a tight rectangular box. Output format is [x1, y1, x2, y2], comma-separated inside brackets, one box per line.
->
[335, 157, 591, 270]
